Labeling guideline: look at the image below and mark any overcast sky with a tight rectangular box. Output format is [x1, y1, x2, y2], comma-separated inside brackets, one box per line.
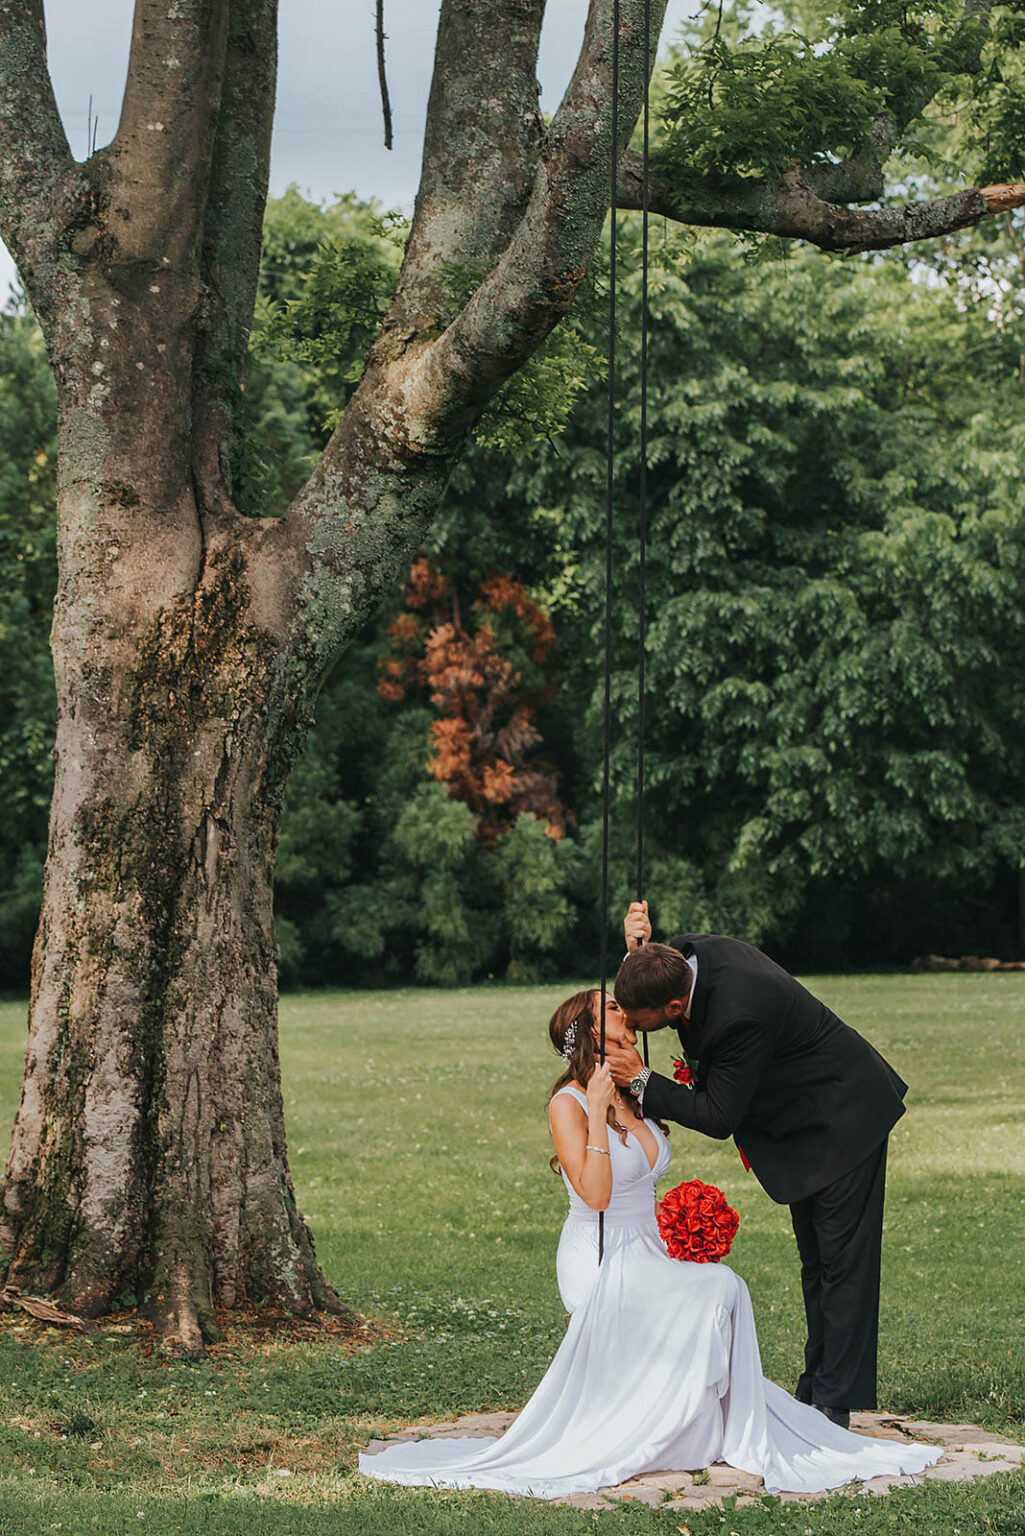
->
[1, 0, 696, 300]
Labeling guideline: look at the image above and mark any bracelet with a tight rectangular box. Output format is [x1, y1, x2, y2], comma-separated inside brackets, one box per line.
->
[585, 1145, 610, 1155]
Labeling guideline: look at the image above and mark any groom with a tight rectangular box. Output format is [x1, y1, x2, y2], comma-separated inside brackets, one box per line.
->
[604, 903, 909, 1429]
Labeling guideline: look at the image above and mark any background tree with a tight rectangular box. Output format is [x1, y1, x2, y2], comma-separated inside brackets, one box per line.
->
[0, 0, 1021, 1349]
[261, 192, 1025, 975]
[0, 303, 56, 984]
[544, 229, 1025, 963]
[378, 560, 567, 840]
[273, 555, 581, 989]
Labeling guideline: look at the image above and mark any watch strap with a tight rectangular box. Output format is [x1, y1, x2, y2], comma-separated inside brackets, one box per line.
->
[629, 1064, 652, 1098]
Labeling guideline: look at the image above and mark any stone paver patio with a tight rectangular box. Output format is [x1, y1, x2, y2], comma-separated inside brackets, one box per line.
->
[363, 1409, 1025, 1509]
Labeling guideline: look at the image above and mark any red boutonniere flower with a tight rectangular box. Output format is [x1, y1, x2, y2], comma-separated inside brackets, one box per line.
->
[657, 1179, 740, 1263]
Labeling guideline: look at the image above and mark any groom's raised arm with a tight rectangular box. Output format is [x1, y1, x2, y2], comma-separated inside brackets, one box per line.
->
[641, 1017, 777, 1141]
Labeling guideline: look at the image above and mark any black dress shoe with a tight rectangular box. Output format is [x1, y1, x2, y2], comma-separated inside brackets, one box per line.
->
[813, 1404, 850, 1429]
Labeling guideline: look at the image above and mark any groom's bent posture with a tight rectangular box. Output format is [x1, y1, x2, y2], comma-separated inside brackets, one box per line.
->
[606, 905, 908, 1428]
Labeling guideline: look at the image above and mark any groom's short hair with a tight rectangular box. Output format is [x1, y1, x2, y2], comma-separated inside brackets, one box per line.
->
[614, 943, 692, 1010]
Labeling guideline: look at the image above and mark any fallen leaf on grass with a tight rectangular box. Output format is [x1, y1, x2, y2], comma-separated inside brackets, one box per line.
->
[0, 1286, 98, 1333]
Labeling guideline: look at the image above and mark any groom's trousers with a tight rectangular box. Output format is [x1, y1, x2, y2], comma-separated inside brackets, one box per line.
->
[789, 1137, 888, 1411]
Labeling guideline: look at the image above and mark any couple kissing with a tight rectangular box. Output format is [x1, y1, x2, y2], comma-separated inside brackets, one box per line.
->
[360, 909, 939, 1499]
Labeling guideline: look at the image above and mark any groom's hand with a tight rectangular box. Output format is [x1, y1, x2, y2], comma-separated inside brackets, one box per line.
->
[605, 1038, 645, 1086]
[624, 900, 651, 951]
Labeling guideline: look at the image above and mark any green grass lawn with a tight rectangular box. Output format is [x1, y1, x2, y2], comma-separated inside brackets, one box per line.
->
[0, 975, 1023, 1535]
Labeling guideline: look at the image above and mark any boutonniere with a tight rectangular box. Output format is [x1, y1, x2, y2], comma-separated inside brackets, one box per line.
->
[672, 1058, 695, 1087]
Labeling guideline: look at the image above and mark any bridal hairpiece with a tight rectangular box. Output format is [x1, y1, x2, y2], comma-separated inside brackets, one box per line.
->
[561, 1019, 579, 1062]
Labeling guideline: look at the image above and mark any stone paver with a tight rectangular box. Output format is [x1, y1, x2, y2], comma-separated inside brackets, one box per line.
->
[363, 1407, 1024, 1506]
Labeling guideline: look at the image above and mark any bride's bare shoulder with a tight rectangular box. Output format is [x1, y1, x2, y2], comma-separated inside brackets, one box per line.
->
[549, 1084, 587, 1121]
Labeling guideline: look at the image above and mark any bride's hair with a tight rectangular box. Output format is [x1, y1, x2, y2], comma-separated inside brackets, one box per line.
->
[547, 989, 668, 1174]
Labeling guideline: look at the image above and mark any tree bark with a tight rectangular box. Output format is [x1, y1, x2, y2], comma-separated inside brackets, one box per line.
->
[0, 0, 354, 1347]
[0, 258, 345, 1344]
[1, 598, 336, 1346]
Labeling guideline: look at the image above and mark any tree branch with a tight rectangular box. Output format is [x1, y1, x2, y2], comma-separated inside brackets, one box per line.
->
[863, 0, 993, 168]
[633, 0, 1000, 255]
[403, 0, 669, 437]
[276, 0, 667, 670]
[375, 0, 392, 152]
[979, 183, 1025, 217]
[617, 151, 1025, 252]
[0, 0, 75, 321]
[389, 0, 547, 332]
[191, 0, 277, 518]
[808, 0, 994, 207]
[109, 0, 231, 264]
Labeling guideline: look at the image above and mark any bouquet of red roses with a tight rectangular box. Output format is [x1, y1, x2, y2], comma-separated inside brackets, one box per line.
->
[657, 1179, 739, 1263]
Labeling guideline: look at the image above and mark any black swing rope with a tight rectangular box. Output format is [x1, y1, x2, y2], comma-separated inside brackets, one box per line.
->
[637, 0, 652, 1070]
[599, 0, 652, 1264]
[597, 0, 620, 1265]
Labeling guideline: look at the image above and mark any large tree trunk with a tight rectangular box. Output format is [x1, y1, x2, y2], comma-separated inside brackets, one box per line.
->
[0, 320, 343, 1347]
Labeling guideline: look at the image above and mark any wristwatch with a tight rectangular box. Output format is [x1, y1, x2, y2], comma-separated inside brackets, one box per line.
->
[628, 1065, 652, 1100]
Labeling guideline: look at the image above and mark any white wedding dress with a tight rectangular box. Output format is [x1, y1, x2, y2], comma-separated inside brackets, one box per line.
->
[359, 1086, 940, 1499]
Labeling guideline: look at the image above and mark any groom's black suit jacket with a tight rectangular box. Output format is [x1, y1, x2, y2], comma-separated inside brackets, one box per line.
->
[638, 934, 908, 1205]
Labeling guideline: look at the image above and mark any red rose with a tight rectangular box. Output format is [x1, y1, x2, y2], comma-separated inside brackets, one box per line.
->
[657, 1179, 739, 1263]
[672, 1058, 694, 1086]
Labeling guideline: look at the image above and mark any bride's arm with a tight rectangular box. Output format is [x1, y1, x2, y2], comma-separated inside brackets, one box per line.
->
[549, 1066, 616, 1211]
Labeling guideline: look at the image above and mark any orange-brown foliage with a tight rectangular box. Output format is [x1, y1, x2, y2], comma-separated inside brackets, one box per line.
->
[378, 559, 571, 841]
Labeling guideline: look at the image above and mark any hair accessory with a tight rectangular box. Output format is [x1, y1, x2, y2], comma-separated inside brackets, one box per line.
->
[561, 1019, 579, 1062]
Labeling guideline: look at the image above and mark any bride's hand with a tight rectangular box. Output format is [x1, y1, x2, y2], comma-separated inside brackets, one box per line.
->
[586, 1062, 616, 1117]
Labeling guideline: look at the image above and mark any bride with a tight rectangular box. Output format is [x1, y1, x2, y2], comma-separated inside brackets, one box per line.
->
[359, 988, 940, 1500]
